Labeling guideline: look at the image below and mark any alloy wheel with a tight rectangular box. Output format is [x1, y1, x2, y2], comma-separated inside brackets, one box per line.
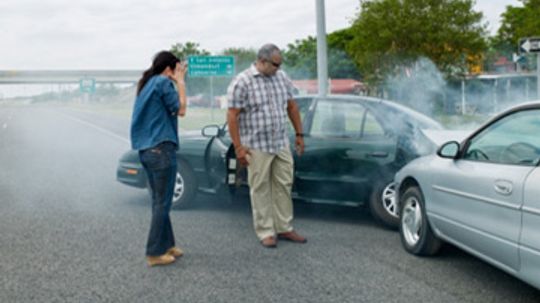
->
[173, 172, 184, 203]
[381, 182, 398, 218]
[401, 196, 422, 246]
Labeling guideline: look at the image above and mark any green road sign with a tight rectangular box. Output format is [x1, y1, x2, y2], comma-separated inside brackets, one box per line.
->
[79, 77, 96, 93]
[188, 56, 235, 77]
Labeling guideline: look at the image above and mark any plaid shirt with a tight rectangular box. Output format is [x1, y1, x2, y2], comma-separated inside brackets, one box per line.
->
[227, 64, 295, 154]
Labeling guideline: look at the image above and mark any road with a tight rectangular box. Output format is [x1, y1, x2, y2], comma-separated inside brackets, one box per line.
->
[0, 103, 538, 303]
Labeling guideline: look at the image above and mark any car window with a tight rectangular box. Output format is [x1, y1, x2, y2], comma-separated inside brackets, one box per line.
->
[464, 109, 540, 166]
[287, 97, 314, 134]
[310, 100, 365, 138]
[295, 97, 314, 120]
[363, 111, 386, 137]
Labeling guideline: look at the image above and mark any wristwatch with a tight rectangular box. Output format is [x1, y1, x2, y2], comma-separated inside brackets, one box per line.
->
[296, 133, 304, 137]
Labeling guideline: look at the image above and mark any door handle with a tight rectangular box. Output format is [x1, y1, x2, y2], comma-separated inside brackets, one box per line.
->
[494, 179, 513, 195]
[369, 151, 389, 158]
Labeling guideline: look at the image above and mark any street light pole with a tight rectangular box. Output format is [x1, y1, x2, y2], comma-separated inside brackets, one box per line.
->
[316, 0, 328, 97]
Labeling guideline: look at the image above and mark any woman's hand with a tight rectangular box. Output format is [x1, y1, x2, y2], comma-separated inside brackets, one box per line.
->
[174, 61, 187, 118]
[172, 61, 187, 85]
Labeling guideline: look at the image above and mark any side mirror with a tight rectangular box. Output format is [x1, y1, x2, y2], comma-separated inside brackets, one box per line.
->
[202, 125, 221, 137]
[437, 141, 460, 159]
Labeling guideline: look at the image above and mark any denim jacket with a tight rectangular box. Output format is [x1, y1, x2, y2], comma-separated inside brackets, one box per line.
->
[130, 75, 179, 150]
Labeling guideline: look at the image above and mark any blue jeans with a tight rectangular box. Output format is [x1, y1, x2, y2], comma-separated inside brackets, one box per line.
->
[139, 142, 177, 256]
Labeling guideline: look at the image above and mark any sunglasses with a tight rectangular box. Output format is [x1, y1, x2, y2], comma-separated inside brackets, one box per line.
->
[267, 60, 281, 68]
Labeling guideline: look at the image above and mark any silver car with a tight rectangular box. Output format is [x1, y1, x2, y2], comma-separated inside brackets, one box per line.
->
[394, 102, 540, 290]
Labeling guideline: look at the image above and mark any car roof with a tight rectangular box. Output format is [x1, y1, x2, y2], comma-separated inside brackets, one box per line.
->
[296, 94, 443, 130]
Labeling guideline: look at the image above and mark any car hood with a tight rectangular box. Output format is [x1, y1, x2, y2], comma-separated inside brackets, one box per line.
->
[179, 129, 214, 143]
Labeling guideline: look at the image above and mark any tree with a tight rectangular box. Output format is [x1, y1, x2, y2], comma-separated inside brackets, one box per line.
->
[497, 0, 540, 46]
[170, 42, 210, 60]
[169, 42, 211, 97]
[283, 31, 361, 80]
[494, 0, 540, 70]
[220, 47, 257, 73]
[347, 0, 487, 85]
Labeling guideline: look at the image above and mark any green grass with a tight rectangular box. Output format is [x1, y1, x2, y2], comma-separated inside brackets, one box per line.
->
[435, 114, 491, 130]
[5, 99, 495, 132]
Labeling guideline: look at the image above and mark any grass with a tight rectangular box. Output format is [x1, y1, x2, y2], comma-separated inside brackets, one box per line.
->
[435, 113, 492, 130]
[2, 99, 495, 132]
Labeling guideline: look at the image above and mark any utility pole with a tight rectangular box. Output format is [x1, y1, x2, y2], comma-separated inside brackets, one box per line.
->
[315, 0, 328, 97]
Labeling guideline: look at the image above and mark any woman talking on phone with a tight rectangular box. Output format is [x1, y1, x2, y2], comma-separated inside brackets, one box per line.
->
[130, 51, 187, 266]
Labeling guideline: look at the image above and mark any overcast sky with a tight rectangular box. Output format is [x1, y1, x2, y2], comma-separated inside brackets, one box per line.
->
[0, 0, 521, 70]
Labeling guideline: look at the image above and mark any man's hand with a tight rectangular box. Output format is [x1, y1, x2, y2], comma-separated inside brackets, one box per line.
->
[295, 136, 304, 156]
[235, 145, 251, 167]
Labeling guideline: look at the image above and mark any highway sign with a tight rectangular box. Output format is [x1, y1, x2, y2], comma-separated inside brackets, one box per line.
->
[188, 56, 235, 77]
[79, 77, 96, 93]
[519, 37, 540, 53]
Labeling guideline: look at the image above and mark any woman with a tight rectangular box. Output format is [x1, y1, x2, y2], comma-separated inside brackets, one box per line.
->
[130, 51, 187, 266]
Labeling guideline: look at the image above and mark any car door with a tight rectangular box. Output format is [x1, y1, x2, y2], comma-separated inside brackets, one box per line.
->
[429, 109, 540, 271]
[520, 166, 540, 286]
[293, 98, 396, 204]
[203, 124, 231, 192]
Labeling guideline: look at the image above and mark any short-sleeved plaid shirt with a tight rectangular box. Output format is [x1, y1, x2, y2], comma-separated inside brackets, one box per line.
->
[227, 64, 295, 154]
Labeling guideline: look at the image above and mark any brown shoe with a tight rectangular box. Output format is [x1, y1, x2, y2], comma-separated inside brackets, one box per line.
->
[260, 236, 277, 248]
[146, 254, 175, 267]
[166, 246, 184, 258]
[278, 231, 307, 243]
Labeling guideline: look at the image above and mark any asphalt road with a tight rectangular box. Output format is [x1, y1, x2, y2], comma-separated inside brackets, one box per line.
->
[0, 103, 538, 303]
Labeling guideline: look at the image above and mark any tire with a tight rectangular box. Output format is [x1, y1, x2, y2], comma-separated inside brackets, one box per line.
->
[369, 180, 399, 229]
[171, 159, 197, 209]
[146, 159, 197, 209]
[398, 186, 441, 256]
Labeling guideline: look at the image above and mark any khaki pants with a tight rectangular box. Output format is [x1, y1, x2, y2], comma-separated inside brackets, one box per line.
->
[247, 148, 294, 240]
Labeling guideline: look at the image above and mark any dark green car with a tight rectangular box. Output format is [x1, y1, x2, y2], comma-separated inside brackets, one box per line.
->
[117, 95, 442, 228]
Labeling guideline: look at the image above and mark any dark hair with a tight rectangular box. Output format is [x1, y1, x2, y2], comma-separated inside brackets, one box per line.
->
[137, 51, 180, 95]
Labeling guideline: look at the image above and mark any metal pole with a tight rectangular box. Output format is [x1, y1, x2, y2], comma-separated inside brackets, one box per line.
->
[315, 0, 328, 97]
[537, 54, 540, 99]
[461, 79, 466, 115]
[210, 77, 214, 121]
[526, 77, 529, 100]
[494, 79, 498, 113]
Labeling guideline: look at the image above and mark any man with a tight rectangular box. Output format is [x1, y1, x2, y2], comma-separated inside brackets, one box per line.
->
[227, 43, 306, 248]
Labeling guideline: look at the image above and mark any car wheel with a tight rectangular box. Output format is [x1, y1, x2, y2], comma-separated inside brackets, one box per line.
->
[171, 159, 197, 209]
[399, 186, 441, 256]
[146, 159, 197, 209]
[369, 180, 399, 229]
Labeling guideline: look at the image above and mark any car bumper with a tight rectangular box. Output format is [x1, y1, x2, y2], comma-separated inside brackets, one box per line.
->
[116, 162, 147, 188]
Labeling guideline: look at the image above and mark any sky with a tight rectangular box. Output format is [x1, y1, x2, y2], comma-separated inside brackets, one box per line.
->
[0, 0, 521, 70]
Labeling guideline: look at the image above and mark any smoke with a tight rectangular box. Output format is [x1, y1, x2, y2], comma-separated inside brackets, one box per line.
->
[381, 57, 538, 130]
[383, 58, 446, 116]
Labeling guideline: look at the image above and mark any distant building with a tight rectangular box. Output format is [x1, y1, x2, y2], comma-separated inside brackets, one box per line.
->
[292, 79, 366, 95]
[492, 56, 516, 73]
